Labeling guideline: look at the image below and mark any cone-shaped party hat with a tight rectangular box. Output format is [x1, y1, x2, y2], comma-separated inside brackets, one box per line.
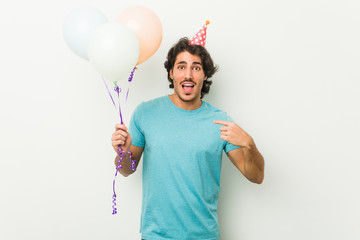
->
[189, 20, 210, 47]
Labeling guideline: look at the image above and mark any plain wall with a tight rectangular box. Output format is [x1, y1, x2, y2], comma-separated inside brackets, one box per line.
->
[1, 0, 359, 239]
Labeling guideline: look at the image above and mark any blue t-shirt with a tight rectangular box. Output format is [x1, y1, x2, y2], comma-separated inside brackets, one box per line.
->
[129, 95, 239, 240]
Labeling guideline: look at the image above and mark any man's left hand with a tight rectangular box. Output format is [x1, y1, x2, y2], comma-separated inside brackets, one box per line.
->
[214, 120, 255, 149]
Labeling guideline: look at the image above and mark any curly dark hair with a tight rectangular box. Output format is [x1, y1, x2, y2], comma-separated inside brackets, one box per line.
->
[164, 37, 218, 99]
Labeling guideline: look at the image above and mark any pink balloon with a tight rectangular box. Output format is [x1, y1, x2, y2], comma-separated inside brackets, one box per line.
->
[116, 6, 162, 65]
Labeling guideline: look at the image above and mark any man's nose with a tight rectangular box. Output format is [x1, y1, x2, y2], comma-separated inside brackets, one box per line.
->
[184, 68, 193, 79]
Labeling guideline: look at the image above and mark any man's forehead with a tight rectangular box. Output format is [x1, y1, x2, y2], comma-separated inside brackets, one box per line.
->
[175, 51, 202, 65]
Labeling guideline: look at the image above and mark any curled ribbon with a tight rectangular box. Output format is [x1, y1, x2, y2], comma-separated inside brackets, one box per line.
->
[101, 67, 137, 215]
[112, 146, 133, 214]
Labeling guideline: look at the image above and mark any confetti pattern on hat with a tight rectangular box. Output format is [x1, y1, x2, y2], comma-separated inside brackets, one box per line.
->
[189, 20, 210, 47]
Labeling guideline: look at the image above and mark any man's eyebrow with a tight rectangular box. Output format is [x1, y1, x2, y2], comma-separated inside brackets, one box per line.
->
[175, 61, 202, 65]
[175, 61, 202, 66]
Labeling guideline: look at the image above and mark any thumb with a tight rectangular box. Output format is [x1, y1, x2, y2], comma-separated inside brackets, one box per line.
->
[115, 123, 128, 131]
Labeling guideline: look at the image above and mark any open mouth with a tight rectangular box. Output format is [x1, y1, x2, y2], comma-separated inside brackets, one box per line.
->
[182, 83, 195, 94]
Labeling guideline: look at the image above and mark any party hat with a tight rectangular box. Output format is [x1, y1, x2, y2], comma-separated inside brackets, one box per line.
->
[189, 20, 210, 47]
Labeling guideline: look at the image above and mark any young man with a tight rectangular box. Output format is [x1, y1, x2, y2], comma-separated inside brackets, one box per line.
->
[111, 37, 264, 240]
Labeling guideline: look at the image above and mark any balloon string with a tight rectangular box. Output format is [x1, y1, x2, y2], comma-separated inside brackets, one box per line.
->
[114, 84, 123, 124]
[124, 67, 136, 114]
[101, 76, 120, 120]
[128, 67, 136, 82]
[101, 69, 137, 215]
[112, 146, 135, 215]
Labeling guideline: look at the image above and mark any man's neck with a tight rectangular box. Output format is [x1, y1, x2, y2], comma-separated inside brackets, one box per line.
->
[169, 94, 202, 110]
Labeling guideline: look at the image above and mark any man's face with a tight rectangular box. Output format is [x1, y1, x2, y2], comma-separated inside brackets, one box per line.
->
[170, 51, 207, 103]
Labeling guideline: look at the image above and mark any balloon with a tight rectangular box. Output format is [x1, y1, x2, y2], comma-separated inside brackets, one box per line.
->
[63, 6, 107, 60]
[88, 22, 140, 82]
[116, 6, 162, 65]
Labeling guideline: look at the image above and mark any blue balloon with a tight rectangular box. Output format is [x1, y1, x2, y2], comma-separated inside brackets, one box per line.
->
[63, 6, 108, 60]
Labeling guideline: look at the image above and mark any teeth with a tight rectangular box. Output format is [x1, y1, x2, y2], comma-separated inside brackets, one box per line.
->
[183, 84, 194, 87]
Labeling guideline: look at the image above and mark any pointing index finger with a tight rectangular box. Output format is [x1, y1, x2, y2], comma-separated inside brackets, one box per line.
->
[213, 120, 230, 126]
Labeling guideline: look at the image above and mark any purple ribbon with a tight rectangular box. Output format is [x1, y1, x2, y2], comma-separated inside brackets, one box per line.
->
[101, 67, 137, 215]
[112, 146, 133, 214]
[123, 67, 135, 113]
[114, 84, 124, 124]
[128, 67, 136, 82]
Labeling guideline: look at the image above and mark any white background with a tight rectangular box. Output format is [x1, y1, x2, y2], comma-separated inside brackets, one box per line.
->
[1, 0, 359, 239]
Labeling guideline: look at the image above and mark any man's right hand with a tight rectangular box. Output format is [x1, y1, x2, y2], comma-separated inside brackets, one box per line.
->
[111, 124, 132, 153]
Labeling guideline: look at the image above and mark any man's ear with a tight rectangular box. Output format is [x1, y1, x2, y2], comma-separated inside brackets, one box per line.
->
[170, 68, 174, 79]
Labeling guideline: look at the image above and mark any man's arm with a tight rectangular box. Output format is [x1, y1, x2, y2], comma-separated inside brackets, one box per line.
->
[114, 145, 144, 177]
[214, 120, 265, 184]
[111, 124, 144, 177]
[227, 145, 264, 184]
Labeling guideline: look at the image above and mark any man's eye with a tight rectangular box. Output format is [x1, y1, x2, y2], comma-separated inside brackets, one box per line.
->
[178, 66, 185, 70]
[193, 66, 201, 71]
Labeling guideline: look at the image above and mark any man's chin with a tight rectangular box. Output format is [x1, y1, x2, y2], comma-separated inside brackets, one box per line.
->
[179, 94, 197, 102]
[174, 89, 201, 103]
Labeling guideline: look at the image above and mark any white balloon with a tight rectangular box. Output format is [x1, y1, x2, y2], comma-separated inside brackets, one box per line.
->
[88, 22, 140, 82]
[63, 6, 107, 60]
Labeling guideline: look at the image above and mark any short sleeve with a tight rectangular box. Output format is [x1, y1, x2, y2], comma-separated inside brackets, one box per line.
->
[225, 142, 240, 154]
[128, 104, 145, 148]
[223, 115, 240, 154]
